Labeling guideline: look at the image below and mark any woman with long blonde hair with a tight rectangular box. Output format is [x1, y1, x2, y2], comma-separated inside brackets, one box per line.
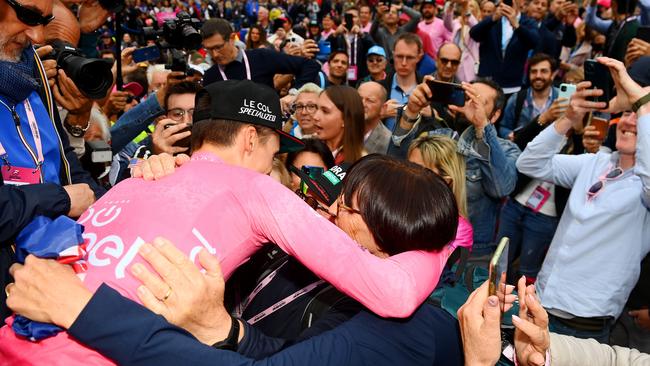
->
[408, 134, 473, 250]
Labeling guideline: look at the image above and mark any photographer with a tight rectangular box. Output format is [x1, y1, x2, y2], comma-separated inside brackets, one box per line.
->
[0, 0, 104, 320]
[202, 19, 320, 90]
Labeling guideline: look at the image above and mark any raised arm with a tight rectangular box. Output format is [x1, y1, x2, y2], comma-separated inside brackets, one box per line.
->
[246, 176, 452, 318]
[258, 48, 320, 89]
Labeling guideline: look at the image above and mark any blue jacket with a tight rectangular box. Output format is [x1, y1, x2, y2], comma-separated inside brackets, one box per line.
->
[469, 15, 540, 88]
[0, 63, 105, 319]
[68, 284, 464, 366]
[109, 93, 165, 154]
[458, 124, 521, 254]
[499, 86, 560, 138]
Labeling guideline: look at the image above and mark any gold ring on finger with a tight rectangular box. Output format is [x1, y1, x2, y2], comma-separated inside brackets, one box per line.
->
[161, 286, 173, 302]
[5, 283, 15, 298]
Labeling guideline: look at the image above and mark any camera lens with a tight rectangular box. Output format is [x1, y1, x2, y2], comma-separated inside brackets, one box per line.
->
[561, 85, 566, 91]
[181, 25, 202, 50]
[61, 54, 114, 99]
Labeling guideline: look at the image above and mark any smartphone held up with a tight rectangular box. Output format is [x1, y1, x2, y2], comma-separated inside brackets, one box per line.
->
[426, 80, 466, 107]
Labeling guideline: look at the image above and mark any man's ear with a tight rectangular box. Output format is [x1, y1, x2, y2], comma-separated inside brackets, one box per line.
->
[230, 32, 237, 43]
[490, 109, 502, 124]
[417, 51, 424, 63]
[242, 125, 258, 153]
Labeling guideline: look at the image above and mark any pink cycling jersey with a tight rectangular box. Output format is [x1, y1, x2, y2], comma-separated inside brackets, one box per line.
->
[0, 152, 465, 365]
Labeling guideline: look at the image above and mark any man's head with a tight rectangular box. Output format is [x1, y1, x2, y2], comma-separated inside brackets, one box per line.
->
[359, 5, 371, 25]
[436, 43, 462, 82]
[147, 64, 171, 93]
[164, 81, 202, 124]
[526, 0, 549, 21]
[383, 4, 402, 26]
[258, 6, 269, 23]
[366, 46, 387, 77]
[293, 82, 322, 135]
[191, 80, 303, 174]
[201, 18, 238, 66]
[421, 0, 437, 20]
[470, 78, 506, 123]
[616, 111, 638, 155]
[358, 81, 387, 125]
[392, 33, 423, 78]
[0, 0, 54, 61]
[528, 53, 556, 92]
[328, 51, 349, 82]
[44, 0, 79, 46]
[481, 1, 496, 18]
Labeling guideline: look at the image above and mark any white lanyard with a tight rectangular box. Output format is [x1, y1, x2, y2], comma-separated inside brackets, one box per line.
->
[346, 35, 357, 66]
[234, 260, 325, 325]
[0, 99, 44, 168]
[218, 50, 252, 81]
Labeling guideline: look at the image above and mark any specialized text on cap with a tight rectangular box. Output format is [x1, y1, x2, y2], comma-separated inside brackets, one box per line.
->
[239, 99, 277, 122]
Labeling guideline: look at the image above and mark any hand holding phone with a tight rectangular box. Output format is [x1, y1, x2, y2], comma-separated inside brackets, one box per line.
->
[425, 79, 466, 107]
[489, 237, 510, 313]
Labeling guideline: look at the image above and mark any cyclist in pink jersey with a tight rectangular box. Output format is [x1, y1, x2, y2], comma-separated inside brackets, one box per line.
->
[1, 80, 460, 365]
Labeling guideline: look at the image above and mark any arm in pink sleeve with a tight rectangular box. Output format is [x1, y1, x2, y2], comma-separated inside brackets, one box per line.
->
[245, 176, 452, 318]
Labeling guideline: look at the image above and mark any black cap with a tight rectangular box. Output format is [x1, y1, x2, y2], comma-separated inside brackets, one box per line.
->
[422, 0, 435, 4]
[290, 163, 350, 205]
[628, 56, 650, 88]
[193, 80, 304, 152]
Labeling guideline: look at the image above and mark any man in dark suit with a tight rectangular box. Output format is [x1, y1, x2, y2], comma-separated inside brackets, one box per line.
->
[469, 0, 540, 95]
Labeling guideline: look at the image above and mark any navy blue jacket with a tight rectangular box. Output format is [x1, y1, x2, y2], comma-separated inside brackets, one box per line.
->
[68, 284, 464, 366]
[203, 48, 321, 89]
[469, 15, 540, 88]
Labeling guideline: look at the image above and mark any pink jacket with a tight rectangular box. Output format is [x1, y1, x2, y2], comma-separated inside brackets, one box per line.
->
[0, 153, 463, 365]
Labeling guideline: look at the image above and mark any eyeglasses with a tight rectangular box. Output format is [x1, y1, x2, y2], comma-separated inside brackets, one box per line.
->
[587, 167, 624, 200]
[439, 57, 461, 66]
[367, 56, 385, 63]
[295, 189, 330, 212]
[337, 195, 362, 217]
[292, 103, 318, 114]
[167, 108, 195, 121]
[394, 54, 418, 63]
[6, 0, 55, 26]
[204, 42, 227, 53]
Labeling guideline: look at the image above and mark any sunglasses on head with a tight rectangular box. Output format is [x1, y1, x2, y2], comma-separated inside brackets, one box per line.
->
[6, 0, 55, 26]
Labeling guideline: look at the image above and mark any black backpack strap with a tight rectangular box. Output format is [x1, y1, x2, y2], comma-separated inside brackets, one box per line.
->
[463, 264, 477, 293]
[513, 87, 528, 128]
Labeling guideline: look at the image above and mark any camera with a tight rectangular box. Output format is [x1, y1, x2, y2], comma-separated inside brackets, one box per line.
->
[42, 40, 114, 100]
[143, 12, 202, 75]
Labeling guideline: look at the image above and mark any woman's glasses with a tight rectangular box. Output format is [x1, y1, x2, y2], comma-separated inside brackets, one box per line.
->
[295, 189, 330, 212]
[6, 0, 55, 26]
[587, 167, 624, 200]
[337, 195, 362, 216]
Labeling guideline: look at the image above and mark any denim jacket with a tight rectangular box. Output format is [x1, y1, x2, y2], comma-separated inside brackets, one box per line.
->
[499, 87, 559, 139]
[109, 93, 164, 154]
[458, 124, 521, 254]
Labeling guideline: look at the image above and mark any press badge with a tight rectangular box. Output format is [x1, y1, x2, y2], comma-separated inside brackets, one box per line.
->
[1, 166, 40, 185]
[525, 185, 551, 213]
[347, 66, 358, 81]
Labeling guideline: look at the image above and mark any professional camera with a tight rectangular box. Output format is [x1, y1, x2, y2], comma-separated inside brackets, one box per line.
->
[42, 40, 114, 100]
[143, 12, 202, 50]
[142, 12, 202, 75]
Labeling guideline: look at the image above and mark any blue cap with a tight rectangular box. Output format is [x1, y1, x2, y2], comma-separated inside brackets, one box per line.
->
[367, 45, 387, 58]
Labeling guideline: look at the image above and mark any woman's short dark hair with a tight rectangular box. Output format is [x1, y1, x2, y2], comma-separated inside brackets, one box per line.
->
[342, 154, 459, 255]
[285, 138, 335, 170]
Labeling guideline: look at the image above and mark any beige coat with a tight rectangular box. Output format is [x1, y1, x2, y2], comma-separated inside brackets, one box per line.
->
[550, 333, 650, 366]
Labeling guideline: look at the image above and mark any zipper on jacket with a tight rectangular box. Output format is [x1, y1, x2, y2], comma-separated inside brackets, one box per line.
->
[0, 99, 42, 180]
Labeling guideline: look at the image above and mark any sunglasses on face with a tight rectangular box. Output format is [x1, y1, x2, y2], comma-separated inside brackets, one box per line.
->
[6, 0, 55, 26]
[367, 56, 385, 63]
[439, 57, 461, 66]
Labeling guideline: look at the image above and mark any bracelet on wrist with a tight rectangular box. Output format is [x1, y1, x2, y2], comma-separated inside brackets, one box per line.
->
[631, 92, 650, 113]
[211, 316, 241, 351]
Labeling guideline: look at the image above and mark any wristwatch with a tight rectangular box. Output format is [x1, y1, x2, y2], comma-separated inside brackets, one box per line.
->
[632, 92, 650, 113]
[64, 116, 91, 138]
[401, 106, 421, 123]
[211, 316, 241, 351]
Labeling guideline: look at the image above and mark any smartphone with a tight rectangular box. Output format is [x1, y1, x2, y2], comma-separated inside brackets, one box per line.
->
[584, 59, 611, 109]
[344, 13, 354, 31]
[132, 45, 161, 63]
[163, 123, 192, 150]
[489, 237, 510, 311]
[502, 0, 514, 6]
[316, 41, 332, 62]
[300, 165, 325, 194]
[636, 25, 650, 43]
[426, 79, 466, 107]
[558, 83, 576, 101]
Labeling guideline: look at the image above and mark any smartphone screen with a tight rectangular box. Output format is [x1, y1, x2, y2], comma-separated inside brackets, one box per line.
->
[489, 237, 510, 312]
[132, 45, 161, 63]
[636, 25, 650, 43]
[426, 80, 466, 107]
[344, 13, 354, 31]
[502, 0, 514, 6]
[584, 59, 611, 108]
[300, 165, 325, 194]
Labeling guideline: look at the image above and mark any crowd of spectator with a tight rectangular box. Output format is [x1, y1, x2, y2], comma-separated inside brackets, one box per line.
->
[0, 0, 649, 364]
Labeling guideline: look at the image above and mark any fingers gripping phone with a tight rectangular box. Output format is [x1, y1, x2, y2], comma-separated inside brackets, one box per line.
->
[558, 83, 576, 101]
[489, 237, 510, 313]
[425, 79, 466, 107]
[584, 59, 611, 109]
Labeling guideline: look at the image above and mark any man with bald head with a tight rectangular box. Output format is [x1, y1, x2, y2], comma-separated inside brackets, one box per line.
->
[0, 0, 103, 319]
[358, 81, 391, 154]
[434, 43, 462, 83]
